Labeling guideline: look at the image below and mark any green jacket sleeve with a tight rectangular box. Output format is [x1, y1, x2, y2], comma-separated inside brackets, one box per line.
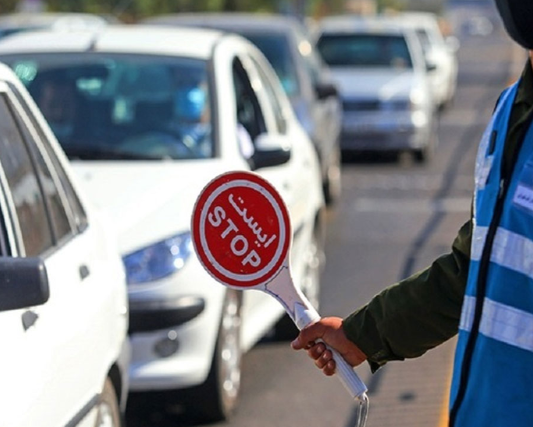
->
[342, 219, 472, 372]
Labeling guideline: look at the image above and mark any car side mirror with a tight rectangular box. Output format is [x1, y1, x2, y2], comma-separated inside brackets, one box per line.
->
[315, 82, 338, 100]
[426, 61, 437, 72]
[0, 257, 49, 312]
[251, 134, 291, 170]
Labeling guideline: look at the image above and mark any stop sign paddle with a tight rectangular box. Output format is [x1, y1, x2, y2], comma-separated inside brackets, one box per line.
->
[191, 171, 369, 422]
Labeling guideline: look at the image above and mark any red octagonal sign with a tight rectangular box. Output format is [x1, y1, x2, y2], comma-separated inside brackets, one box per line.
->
[191, 171, 291, 289]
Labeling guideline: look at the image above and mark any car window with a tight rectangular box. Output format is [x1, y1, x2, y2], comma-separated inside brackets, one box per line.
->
[301, 48, 323, 87]
[317, 33, 413, 68]
[9, 95, 73, 242]
[293, 26, 323, 86]
[232, 58, 267, 141]
[4, 53, 214, 161]
[23, 132, 71, 242]
[8, 82, 88, 233]
[0, 193, 11, 256]
[238, 32, 300, 97]
[248, 56, 287, 134]
[0, 94, 53, 256]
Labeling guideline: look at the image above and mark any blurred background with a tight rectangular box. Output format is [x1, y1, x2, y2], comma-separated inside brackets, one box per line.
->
[8, 0, 453, 23]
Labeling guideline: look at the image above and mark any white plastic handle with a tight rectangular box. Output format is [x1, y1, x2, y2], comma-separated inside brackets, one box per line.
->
[294, 303, 368, 399]
[329, 345, 368, 398]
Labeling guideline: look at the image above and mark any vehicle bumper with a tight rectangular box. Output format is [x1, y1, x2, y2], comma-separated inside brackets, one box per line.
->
[340, 129, 426, 151]
[340, 111, 430, 151]
[127, 266, 226, 392]
[128, 296, 205, 333]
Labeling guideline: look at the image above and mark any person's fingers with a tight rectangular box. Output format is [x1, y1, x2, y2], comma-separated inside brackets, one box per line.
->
[314, 349, 333, 369]
[291, 322, 327, 350]
[307, 342, 327, 360]
[323, 360, 336, 376]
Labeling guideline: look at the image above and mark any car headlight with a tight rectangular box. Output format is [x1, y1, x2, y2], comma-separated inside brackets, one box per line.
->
[123, 232, 192, 285]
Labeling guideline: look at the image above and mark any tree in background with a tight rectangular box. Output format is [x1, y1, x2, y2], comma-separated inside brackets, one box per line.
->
[43, 0, 296, 20]
[0, 0, 434, 21]
[1, 0, 25, 13]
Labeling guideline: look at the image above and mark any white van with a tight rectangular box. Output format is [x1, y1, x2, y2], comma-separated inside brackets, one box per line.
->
[0, 62, 129, 427]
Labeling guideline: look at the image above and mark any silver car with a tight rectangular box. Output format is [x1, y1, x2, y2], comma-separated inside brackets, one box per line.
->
[316, 15, 438, 162]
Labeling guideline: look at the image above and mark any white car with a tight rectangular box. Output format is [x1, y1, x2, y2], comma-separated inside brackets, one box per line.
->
[397, 12, 459, 110]
[316, 15, 438, 162]
[0, 25, 326, 422]
[0, 12, 113, 39]
[0, 63, 129, 426]
[143, 13, 343, 206]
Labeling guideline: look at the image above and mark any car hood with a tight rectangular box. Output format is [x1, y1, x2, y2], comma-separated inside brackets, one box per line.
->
[329, 67, 417, 99]
[72, 160, 228, 255]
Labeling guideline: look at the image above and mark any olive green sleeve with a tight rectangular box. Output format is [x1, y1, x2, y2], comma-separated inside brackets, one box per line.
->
[342, 219, 472, 372]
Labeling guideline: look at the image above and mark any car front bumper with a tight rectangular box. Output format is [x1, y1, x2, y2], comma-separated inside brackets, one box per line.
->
[127, 264, 226, 392]
[128, 296, 205, 333]
[340, 111, 431, 151]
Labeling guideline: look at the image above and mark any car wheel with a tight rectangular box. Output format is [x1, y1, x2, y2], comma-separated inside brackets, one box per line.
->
[324, 144, 342, 206]
[96, 378, 122, 427]
[274, 228, 323, 340]
[187, 289, 242, 423]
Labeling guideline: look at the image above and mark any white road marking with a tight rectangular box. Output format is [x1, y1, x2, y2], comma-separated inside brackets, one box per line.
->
[353, 197, 472, 213]
[344, 174, 473, 191]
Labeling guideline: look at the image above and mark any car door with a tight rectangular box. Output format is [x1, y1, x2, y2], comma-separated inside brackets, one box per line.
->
[0, 165, 52, 427]
[232, 48, 321, 299]
[0, 81, 122, 427]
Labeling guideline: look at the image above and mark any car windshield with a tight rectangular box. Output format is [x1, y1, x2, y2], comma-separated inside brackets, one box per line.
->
[4, 53, 214, 161]
[317, 33, 413, 69]
[238, 32, 300, 97]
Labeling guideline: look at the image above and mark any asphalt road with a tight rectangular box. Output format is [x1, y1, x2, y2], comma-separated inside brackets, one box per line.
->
[126, 5, 522, 427]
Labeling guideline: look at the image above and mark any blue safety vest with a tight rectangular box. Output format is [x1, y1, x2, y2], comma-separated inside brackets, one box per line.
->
[449, 81, 533, 426]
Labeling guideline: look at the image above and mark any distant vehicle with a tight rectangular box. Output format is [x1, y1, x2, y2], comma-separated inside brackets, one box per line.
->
[396, 12, 459, 110]
[316, 15, 439, 162]
[0, 62, 129, 426]
[0, 25, 326, 422]
[464, 15, 494, 36]
[143, 12, 343, 205]
[0, 12, 114, 39]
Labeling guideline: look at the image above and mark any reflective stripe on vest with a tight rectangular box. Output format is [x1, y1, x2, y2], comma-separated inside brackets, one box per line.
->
[471, 225, 533, 280]
[460, 295, 533, 353]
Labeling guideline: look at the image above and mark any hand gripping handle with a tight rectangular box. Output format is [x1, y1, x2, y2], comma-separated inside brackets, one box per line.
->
[294, 303, 368, 399]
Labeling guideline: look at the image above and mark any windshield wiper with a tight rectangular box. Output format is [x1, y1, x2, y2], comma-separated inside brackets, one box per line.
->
[63, 146, 168, 161]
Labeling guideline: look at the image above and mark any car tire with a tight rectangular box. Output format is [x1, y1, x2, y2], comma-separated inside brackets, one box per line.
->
[324, 144, 342, 206]
[186, 289, 243, 423]
[274, 227, 323, 340]
[95, 377, 122, 427]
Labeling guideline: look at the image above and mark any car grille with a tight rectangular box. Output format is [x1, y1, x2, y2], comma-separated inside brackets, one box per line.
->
[342, 99, 380, 112]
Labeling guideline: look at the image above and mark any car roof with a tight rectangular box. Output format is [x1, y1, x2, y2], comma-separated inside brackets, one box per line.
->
[0, 24, 226, 59]
[392, 12, 443, 30]
[317, 14, 408, 35]
[0, 12, 112, 30]
[143, 12, 304, 35]
[0, 61, 23, 82]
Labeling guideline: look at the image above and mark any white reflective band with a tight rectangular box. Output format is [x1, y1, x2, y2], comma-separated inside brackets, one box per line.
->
[471, 225, 488, 261]
[460, 296, 533, 353]
[471, 226, 533, 280]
